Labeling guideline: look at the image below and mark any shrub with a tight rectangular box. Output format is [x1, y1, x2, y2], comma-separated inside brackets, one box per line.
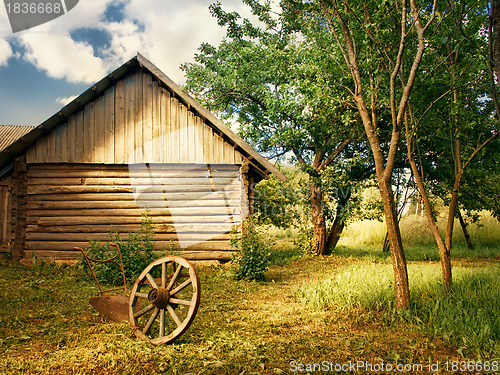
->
[294, 222, 314, 256]
[85, 212, 159, 286]
[230, 219, 271, 282]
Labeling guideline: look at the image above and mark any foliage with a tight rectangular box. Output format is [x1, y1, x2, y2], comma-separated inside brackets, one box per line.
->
[182, 0, 364, 255]
[85, 212, 158, 286]
[293, 221, 314, 256]
[253, 165, 306, 228]
[230, 218, 271, 281]
[402, 0, 499, 252]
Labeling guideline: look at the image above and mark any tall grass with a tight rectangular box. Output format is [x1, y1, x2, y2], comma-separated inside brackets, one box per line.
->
[337, 211, 500, 259]
[297, 263, 500, 359]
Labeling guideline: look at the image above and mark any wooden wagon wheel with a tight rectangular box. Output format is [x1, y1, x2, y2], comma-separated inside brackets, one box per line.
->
[129, 256, 200, 345]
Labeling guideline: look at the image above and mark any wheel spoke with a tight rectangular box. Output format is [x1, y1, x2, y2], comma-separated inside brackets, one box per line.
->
[159, 309, 165, 338]
[161, 262, 168, 288]
[146, 273, 158, 289]
[129, 256, 200, 345]
[166, 304, 182, 327]
[135, 292, 149, 299]
[169, 298, 192, 306]
[170, 278, 192, 296]
[133, 303, 155, 319]
[167, 264, 182, 290]
[143, 308, 159, 334]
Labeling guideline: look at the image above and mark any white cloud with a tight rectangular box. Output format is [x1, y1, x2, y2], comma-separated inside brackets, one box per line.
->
[56, 95, 78, 105]
[2, 0, 267, 85]
[0, 38, 13, 66]
[9, 0, 116, 83]
[44, 0, 116, 33]
[101, 0, 232, 84]
[98, 20, 147, 68]
[19, 32, 108, 84]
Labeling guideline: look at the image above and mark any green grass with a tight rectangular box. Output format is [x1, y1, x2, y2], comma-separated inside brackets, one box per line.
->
[297, 263, 500, 360]
[0, 254, 474, 375]
[340, 211, 500, 249]
[1, 214, 499, 374]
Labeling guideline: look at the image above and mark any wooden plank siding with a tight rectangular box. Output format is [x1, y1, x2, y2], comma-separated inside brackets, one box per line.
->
[23, 164, 245, 262]
[0, 179, 12, 254]
[25, 72, 244, 165]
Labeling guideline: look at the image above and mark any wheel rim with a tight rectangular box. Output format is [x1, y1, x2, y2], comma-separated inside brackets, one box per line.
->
[129, 256, 200, 345]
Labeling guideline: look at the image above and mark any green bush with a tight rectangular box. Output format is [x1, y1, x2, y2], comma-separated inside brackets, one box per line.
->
[230, 219, 271, 282]
[85, 212, 159, 286]
[294, 222, 314, 256]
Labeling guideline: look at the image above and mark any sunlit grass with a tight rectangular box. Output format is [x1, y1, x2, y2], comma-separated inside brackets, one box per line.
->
[1, 211, 499, 374]
[336, 211, 500, 262]
[297, 263, 500, 359]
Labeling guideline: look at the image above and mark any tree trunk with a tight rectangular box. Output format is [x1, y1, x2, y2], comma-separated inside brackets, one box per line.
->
[326, 221, 344, 254]
[325, 187, 352, 254]
[310, 183, 327, 255]
[457, 210, 474, 250]
[378, 180, 411, 309]
[444, 177, 461, 252]
[492, 0, 500, 83]
[406, 136, 453, 288]
[382, 232, 390, 252]
[445, 81, 462, 252]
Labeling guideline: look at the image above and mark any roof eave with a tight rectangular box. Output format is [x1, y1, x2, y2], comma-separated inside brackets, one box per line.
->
[0, 53, 287, 183]
[136, 53, 287, 182]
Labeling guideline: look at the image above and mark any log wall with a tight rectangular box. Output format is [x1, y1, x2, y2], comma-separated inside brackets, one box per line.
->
[25, 70, 244, 166]
[23, 164, 246, 263]
[0, 178, 12, 255]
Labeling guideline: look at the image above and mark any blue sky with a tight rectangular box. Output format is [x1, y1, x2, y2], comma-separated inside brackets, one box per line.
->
[0, 0, 251, 126]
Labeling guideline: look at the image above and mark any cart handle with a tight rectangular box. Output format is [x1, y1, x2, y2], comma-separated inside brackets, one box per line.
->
[75, 243, 128, 296]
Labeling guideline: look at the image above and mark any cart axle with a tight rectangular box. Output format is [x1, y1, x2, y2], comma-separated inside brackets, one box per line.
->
[148, 288, 170, 309]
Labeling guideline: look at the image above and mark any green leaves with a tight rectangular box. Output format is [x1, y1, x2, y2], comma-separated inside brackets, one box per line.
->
[84, 212, 159, 286]
[182, 0, 358, 166]
[230, 218, 271, 281]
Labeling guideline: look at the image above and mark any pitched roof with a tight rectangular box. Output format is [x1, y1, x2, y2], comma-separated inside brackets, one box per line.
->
[0, 53, 286, 182]
[0, 125, 36, 152]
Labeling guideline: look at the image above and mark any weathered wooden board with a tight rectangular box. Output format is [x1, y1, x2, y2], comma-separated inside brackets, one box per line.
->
[26, 240, 232, 251]
[26, 232, 231, 241]
[25, 72, 245, 165]
[28, 191, 241, 202]
[28, 177, 241, 186]
[0, 184, 12, 252]
[27, 223, 237, 234]
[23, 164, 245, 262]
[22, 250, 234, 264]
[27, 199, 241, 210]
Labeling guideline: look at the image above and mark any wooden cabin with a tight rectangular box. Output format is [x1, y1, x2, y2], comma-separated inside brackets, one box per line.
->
[0, 53, 286, 264]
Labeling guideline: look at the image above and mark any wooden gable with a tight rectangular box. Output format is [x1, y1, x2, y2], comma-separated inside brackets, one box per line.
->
[26, 70, 244, 166]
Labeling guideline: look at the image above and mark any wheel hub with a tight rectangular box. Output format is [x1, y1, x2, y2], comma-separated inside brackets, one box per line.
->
[148, 288, 170, 309]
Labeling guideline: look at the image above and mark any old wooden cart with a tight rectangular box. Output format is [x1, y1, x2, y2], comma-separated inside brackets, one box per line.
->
[77, 244, 201, 345]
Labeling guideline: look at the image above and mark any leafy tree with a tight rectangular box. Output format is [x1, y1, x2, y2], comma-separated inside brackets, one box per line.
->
[404, 0, 499, 283]
[252, 165, 305, 229]
[286, 0, 440, 309]
[182, 0, 361, 256]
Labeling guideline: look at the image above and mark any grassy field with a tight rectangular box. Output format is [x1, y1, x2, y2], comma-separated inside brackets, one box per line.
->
[1, 216, 499, 374]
